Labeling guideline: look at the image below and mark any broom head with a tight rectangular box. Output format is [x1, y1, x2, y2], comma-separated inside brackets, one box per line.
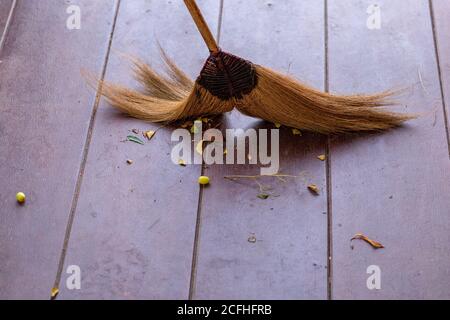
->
[99, 49, 415, 134]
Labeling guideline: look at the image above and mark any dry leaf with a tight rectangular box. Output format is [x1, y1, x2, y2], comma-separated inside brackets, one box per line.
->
[351, 233, 384, 249]
[257, 193, 269, 200]
[292, 128, 302, 136]
[317, 155, 326, 161]
[196, 140, 204, 155]
[51, 287, 59, 299]
[144, 130, 155, 140]
[181, 121, 193, 129]
[308, 184, 320, 195]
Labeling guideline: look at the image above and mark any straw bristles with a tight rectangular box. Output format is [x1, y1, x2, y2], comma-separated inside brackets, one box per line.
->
[237, 66, 415, 134]
[99, 54, 415, 133]
[99, 55, 234, 122]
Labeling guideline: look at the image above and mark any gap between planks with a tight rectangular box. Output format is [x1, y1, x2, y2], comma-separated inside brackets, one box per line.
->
[0, 0, 18, 54]
[428, 0, 450, 157]
[51, 0, 122, 297]
[323, 0, 333, 301]
[188, 0, 225, 300]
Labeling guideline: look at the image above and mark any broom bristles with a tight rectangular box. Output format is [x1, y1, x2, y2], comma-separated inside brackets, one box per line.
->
[98, 55, 233, 122]
[98, 54, 415, 133]
[237, 66, 415, 134]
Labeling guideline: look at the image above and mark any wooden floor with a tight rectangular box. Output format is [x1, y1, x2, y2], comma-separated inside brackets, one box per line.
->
[0, 0, 449, 300]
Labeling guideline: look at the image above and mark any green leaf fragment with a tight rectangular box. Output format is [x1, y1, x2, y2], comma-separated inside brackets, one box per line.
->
[127, 135, 145, 145]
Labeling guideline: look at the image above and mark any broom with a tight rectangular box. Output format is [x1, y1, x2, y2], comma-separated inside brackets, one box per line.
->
[99, 0, 415, 134]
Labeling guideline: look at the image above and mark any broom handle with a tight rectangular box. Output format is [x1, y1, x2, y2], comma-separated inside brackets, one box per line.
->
[183, 0, 219, 53]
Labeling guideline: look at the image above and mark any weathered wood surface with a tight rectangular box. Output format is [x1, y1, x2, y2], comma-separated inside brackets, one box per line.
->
[59, 0, 220, 299]
[191, 0, 329, 299]
[1, 0, 449, 300]
[431, 0, 450, 152]
[0, 0, 118, 299]
[328, 0, 450, 299]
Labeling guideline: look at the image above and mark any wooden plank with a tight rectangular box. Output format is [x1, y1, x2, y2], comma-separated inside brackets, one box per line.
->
[0, 0, 118, 299]
[59, 0, 220, 299]
[329, 0, 450, 299]
[192, 0, 328, 299]
[431, 0, 450, 151]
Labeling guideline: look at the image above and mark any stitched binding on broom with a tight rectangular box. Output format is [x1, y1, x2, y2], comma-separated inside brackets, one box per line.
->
[197, 51, 257, 100]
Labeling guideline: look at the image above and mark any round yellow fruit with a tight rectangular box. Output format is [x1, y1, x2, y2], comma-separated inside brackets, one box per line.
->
[16, 192, 26, 204]
[198, 176, 210, 185]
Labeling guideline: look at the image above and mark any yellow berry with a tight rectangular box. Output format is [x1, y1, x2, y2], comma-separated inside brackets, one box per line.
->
[16, 192, 26, 204]
[198, 176, 210, 185]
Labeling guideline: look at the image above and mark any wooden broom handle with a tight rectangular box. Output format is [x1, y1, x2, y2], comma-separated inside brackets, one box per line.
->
[183, 0, 219, 53]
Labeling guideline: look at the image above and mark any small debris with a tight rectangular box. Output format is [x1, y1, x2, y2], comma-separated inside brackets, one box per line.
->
[16, 192, 26, 204]
[143, 130, 155, 140]
[132, 129, 139, 134]
[196, 140, 204, 155]
[201, 117, 209, 123]
[181, 121, 193, 129]
[257, 193, 270, 200]
[178, 159, 186, 166]
[127, 135, 144, 145]
[307, 184, 320, 195]
[190, 125, 199, 134]
[317, 155, 326, 161]
[274, 123, 281, 128]
[351, 233, 384, 250]
[50, 287, 59, 299]
[223, 148, 228, 155]
[292, 128, 302, 136]
[248, 235, 257, 243]
[126, 159, 134, 165]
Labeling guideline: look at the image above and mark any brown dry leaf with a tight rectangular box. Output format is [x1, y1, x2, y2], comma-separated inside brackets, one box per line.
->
[307, 184, 320, 195]
[181, 121, 193, 129]
[351, 233, 385, 249]
[51, 287, 59, 299]
[292, 128, 302, 136]
[317, 155, 326, 161]
[143, 130, 155, 140]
